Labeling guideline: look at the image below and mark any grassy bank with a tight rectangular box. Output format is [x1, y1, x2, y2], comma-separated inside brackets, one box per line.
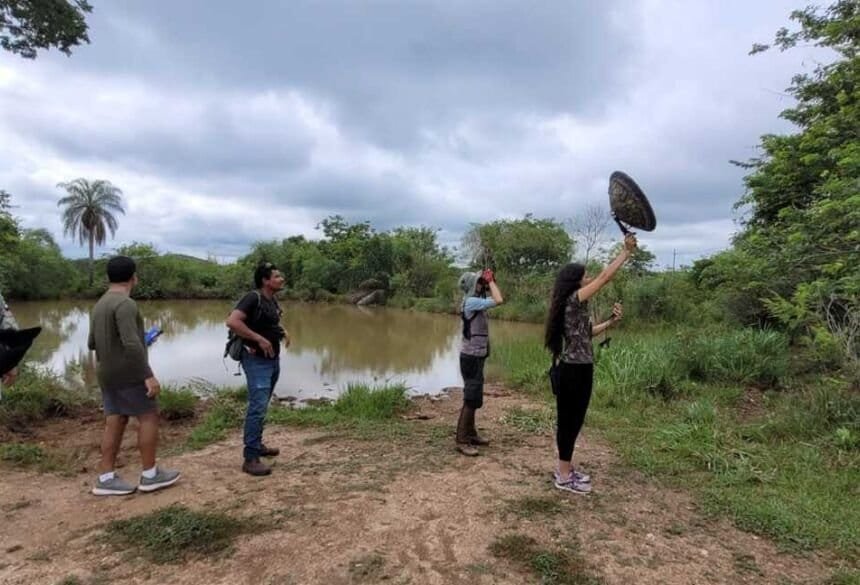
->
[489, 327, 860, 563]
[185, 382, 413, 450]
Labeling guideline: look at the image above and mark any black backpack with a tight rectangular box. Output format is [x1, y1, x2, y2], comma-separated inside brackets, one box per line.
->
[224, 291, 263, 361]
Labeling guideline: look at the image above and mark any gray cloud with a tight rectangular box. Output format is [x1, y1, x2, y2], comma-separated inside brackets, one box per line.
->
[0, 0, 825, 269]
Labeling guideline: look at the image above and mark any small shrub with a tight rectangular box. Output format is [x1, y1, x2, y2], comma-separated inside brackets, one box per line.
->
[0, 366, 91, 427]
[158, 387, 199, 421]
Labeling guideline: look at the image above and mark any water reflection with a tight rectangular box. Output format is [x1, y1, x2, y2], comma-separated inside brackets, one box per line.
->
[13, 300, 540, 398]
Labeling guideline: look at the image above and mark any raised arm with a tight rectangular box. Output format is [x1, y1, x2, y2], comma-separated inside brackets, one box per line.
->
[577, 234, 637, 303]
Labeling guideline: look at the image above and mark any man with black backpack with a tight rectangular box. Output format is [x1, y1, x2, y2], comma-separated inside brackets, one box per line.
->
[226, 262, 291, 476]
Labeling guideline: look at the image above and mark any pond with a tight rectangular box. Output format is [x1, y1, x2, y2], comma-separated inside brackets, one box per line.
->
[13, 300, 541, 399]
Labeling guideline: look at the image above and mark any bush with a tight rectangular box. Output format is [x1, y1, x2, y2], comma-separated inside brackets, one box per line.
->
[0, 366, 94, 428]
[158, 387, 199, 421]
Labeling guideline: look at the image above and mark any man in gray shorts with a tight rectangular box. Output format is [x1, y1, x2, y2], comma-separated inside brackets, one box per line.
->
[88, 256, 180, 496]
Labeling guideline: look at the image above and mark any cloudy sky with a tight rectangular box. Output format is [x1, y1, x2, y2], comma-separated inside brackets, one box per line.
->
[0, 0, 826, 268]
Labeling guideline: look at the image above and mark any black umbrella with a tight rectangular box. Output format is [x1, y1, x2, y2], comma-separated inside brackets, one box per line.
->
[0, 327, 42, 377]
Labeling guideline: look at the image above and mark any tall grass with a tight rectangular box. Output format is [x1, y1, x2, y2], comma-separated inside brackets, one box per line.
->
[490, 326, 858, 560]
[0, 366, 97, 428]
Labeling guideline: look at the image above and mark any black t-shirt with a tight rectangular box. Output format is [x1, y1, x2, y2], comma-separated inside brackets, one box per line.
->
[234, 291, 283, 358]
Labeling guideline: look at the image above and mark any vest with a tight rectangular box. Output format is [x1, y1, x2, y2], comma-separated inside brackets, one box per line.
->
[460, 304, 489, 357]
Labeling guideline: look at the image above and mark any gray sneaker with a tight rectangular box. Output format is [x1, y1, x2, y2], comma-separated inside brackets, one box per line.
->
[92, 475, 136, 496]
[138, 467, 181, 493]
[554, 476, 592, 495]
[552, 469, 592, 484]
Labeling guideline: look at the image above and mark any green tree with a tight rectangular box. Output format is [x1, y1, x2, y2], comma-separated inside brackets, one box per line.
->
[1, 0, 92, 59]
[462, 215, 572, 278]
[706, 1, 859, 326]
[57, 178, 125, 285]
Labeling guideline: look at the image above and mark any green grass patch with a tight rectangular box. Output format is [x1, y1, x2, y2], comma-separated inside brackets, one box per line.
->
[186, 388, 247, 450]
[267, 383, 411, 427]
[0, 366, 97, 428]
[491, 328, 858, 561]
[186, 383, 412, 450]
[158, 386, 199, 420]
[487, 338, 549, 393]
[102, 504, 261, 563]
[0, 443, 47, 467]
[824, 570, 860, 585]
[489, 534, 603, 585]
[501, 406, 555, 434]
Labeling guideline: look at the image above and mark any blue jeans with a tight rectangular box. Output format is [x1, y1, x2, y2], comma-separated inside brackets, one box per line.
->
[241, 353, 280, 461]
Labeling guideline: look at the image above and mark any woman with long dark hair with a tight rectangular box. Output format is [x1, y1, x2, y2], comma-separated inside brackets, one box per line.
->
[545, 233, 637, 494]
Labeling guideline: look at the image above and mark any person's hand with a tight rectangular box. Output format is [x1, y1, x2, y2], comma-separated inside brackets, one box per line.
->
[2, 367, 18, 387]
[611, 302, 623, 322]
[481, 268, 495, 284]
[283, 332, 291, 349]
[623, 233, 638, 253]
[257, 336, 275, 358]
[144, 376, 161, 399]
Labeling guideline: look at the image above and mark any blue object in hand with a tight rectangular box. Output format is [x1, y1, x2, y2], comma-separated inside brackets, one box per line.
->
[144, 326, 163, 347]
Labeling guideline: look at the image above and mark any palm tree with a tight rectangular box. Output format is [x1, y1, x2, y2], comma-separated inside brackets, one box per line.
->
[57, 179, 125, 285]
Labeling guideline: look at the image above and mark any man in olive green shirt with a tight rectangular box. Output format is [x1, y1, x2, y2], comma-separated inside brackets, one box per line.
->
[87, 256, 180, 496]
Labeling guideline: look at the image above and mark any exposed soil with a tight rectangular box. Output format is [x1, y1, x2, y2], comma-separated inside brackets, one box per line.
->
[0, 387, 835, 585]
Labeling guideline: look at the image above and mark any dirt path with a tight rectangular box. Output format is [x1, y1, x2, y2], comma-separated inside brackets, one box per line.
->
[0, 388, 833, 585]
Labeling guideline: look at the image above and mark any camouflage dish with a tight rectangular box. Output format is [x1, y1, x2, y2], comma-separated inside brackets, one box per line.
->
[608, 171, 656, 232]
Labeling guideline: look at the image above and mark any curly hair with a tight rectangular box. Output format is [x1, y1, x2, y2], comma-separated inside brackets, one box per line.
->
[544, 263, 586, 359]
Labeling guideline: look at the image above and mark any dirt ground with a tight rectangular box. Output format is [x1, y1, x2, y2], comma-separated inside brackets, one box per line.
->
[0, 387, 837, 585]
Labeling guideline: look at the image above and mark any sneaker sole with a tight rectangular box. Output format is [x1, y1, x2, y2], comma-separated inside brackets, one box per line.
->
[137, 474, 181, 493]
[92, 487, 136, 496]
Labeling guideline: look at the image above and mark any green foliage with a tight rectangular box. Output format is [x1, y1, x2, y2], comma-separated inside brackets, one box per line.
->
[0, 366, 94, 428]
[719, 1, 860, 327]
[462, 215, 573, 278]
[266, 383, 411, 428]
[0, 443, 46, 466]
[0, 0, 91, 59]
[186, 388, 247, 450]
[158, 387, 199, 421]
[0, 228, 79, 299]
[103, 504, 259, 563]
[187, 384, 410, 450]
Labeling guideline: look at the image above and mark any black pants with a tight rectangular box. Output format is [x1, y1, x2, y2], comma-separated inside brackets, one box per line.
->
[555, 362, 594, 462]
[459, 353, 485, 409]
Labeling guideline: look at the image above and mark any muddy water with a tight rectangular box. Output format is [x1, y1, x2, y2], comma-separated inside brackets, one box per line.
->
[14, 299, 540, 399]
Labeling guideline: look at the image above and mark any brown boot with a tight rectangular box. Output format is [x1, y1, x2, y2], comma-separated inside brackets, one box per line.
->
[260, 444, 280, 457]
[242, 458, 272, 476]
[456, 406, 479, 456]
[465, 407, 490, 446]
